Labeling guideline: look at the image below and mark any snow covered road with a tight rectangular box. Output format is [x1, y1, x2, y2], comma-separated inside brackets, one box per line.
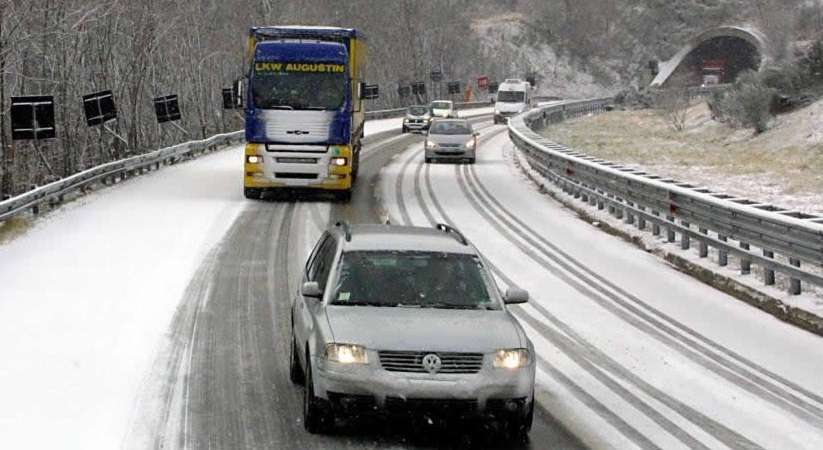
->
[2, 108, 821, 449]
[380, 124, 823, 449]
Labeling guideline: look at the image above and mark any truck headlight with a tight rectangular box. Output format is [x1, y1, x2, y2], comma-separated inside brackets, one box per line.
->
[330, 157, 347, 166]
[465, 138, 476, 150]
[324, 343, 368, 364]
[493, 349, 530, 369]
[246, 155, 262, 164]
[426, 141, 438, 150]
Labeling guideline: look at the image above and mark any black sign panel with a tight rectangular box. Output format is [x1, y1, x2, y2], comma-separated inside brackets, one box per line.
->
[222, 88, 235, 109]
[397, 85, 411, 98]
[430, 70, 443, 82]
[489, 81, 500, 93]
[526, 72, 537, 87]
[82, 90, 117, 127]
[11, 95, 56, 140]
[154, 95, 181, 124]
[447, 81, 461, 95]
[362, 84, 380, 100]
[412, 82, 426, 95]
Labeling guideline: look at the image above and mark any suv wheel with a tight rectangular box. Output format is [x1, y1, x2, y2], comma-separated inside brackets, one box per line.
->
[505, 398, 534, 441]
[289, 336, 304, 385]
[303, 354, 333, 434]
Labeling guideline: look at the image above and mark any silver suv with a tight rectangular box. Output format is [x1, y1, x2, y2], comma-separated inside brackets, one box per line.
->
[290, 222, 535, 438]
[402, 105, 432, 133]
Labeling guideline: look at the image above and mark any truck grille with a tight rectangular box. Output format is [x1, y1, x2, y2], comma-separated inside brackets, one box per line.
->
[275, 173, 318, 179]
[378, 351, 484, 374]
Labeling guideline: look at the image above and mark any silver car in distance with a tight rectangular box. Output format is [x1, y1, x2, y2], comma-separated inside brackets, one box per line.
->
[424, 119, 478, 164]
[290, 222, 535, 439]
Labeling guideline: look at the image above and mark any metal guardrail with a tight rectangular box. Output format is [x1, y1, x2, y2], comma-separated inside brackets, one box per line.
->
[509, 99, 823, 295]
[0, 102, 491, 224]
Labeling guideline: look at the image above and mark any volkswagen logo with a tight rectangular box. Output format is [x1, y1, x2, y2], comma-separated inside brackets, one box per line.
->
[421, 353, 442, 374]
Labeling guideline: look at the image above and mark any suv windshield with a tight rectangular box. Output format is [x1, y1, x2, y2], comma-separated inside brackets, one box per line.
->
[407, 106, 429, 116]
[431, 101, 451, 109]
[429, 121, 472, 135]
[497, 91, 525, 102]
[252, 63, 346, 110]
[331, 251, 499, 309]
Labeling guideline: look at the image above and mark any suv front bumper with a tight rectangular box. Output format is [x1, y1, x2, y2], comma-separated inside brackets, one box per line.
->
[312, 357, 535, 416]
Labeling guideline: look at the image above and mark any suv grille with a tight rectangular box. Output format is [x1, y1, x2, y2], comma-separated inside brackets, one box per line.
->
[378, 351, 484, 374]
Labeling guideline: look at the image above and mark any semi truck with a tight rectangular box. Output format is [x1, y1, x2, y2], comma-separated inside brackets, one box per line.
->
[242, 26, 377, 201]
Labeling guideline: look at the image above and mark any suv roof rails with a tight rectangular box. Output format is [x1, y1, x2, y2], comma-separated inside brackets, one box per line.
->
[435, 223, 468, 245]
[335, 221, 352, 242]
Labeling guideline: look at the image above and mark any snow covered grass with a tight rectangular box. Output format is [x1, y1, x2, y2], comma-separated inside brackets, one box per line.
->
[0, 146, 249, 449]
[545, 102, 823, 214]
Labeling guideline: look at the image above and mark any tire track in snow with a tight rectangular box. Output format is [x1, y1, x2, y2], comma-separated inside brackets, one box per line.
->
[462, 144, 823, 429]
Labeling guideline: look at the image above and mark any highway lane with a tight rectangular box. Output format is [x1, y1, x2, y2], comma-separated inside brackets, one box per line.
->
[381, 125, 823, 449]
[132, 118, 584, 449]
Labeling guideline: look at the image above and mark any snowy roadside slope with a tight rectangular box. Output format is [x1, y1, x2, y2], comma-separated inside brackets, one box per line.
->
[0, 146, 247, 449]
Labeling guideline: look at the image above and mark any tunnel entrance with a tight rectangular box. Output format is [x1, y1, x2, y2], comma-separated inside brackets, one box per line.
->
[666, 36, 761, 87]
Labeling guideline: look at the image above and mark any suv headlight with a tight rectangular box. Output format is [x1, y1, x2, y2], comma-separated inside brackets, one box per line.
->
[465, 138, 476, 150]
[426, 141, 438, 150]
[324, 343, 368, 364]
[493, 349, 530, 369]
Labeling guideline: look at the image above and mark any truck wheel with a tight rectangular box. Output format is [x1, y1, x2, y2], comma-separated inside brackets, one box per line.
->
[402, 126, 408, 134]
[335, 189, 352, 202]
[244, 188, 261, 199]
[425, 157, 432, 164]
[351, 151, 360, 183]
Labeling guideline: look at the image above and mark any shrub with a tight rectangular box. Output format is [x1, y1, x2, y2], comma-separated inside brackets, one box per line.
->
[710, 71, 776, 134]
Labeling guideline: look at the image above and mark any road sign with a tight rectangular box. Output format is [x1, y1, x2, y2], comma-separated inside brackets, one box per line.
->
[526, 72, 537, 87]
[154, 95, 181, 124]
[11, 95, 56, 140]
[447, 81, 461, 95]
[362, 84, 380, 100]
[222, 88, 235, 109]
[397, 85, 411, 98]
[412, 82, 426, 95]
[430, 70, 443, 82]
[489, 81, 499, 92]
[82, 90, 117, 127]
[477, 76, 489, 90]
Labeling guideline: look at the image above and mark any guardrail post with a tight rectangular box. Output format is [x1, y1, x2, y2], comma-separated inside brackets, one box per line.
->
[625, 202, 635, 225]
[740, 242, 751, 275]
[789, 258, 802, 295]
[762, 250, 775, 286]
[637, 207, 646, 230]
[698, 228, 708, 258]
[666, 216, 676, 242]
[681, 221, 691, 250]
[718, 235, 728, 266]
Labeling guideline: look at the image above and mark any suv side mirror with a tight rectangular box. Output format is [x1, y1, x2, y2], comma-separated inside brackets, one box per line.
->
[503, 287, 529, 304]
[302, 281, 323, 299]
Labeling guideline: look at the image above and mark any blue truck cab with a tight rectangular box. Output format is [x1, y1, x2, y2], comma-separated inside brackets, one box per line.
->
[242, 27, 374, 201]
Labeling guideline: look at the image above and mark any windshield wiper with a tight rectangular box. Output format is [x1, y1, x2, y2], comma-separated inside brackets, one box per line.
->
[428, 303, 491, 310]
[332, 301, 397, 307]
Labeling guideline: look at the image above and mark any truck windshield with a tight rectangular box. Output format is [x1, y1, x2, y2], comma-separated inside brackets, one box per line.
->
[252, 69, 346, 111]
[497, 91, 525, 103]
[331, 251, 499, 309]
[431, 101, 451, 109]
